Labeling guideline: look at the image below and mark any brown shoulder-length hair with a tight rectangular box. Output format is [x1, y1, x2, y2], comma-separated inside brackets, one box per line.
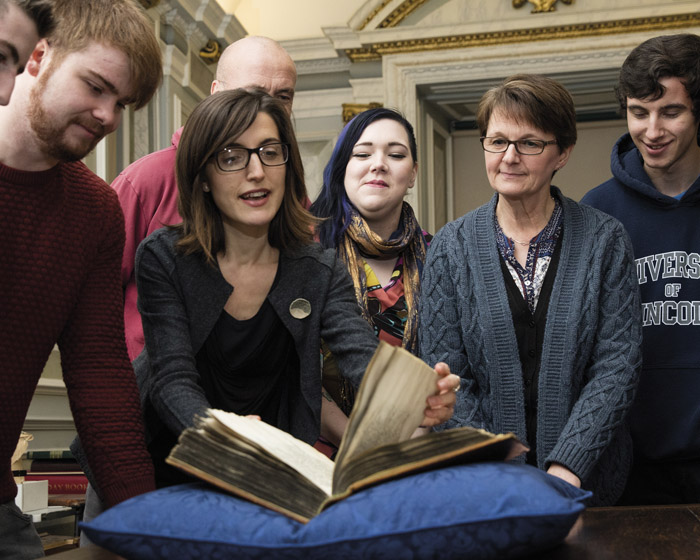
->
[476, 73, 577, 150]
[175, 87, 316, 263]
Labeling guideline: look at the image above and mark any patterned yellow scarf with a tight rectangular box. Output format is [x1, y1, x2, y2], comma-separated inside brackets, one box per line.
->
[338, 202, 427, 353]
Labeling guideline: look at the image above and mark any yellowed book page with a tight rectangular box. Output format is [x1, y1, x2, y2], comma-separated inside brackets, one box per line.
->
[208, 409, 334, 496]
[334, 342, 438, 473]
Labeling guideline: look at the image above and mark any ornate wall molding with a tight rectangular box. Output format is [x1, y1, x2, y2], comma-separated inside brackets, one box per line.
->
[377, 0, 429, 29]
[342, 102, 383, 123]
[282, 37, 342, 63]
[358, 0, 394, 30]
[358, 0, 430, 31]
[295, 56, 352, 76]
[199, 39, 222, 64]
[349, 77, 385, 104]
[293, 87, 353, 121]
[512, 0, 573, 13]
[161, 6, 208, 52]
[346, 12, 700, 61]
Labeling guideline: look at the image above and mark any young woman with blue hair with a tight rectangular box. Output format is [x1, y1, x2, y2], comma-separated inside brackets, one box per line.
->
[311, 108, 431, 414]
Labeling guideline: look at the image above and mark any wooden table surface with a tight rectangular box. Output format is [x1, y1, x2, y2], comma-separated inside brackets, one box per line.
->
[537, 503, 700, 559]
[49, 504, 700, 560]
[48, 546, 121, 559]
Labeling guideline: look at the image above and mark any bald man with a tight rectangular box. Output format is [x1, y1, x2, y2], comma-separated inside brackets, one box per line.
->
[114, 36, 297, 360]
[212, 35, 295, 110]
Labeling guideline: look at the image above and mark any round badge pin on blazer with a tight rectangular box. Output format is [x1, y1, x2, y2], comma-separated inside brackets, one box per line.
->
[289, 298, 311, 319]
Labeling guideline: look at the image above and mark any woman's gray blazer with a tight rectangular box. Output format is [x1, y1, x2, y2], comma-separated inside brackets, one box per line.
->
[133, 228, 378, 446]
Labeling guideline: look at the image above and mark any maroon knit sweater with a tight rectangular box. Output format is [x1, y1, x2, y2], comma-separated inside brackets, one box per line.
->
[0, 160, 155, 507]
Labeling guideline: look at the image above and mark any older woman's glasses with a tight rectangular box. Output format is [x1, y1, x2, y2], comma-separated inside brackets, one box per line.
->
[213, 143, 289, 172]
[480, 137, 557, 155]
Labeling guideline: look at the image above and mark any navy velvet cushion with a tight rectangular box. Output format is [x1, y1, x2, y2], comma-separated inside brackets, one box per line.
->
[81, 462, 590, 560]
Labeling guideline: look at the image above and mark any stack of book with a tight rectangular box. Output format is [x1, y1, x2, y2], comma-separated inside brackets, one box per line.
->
[22, 450, 88, 496]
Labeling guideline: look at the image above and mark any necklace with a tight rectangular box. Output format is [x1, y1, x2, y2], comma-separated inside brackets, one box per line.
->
[510, 237, 533, 246]
[500, 196, 555, 248]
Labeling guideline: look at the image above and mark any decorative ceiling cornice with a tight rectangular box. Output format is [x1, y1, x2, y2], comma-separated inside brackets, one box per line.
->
[512, 0, 573, 13]
[359, 0, 393, 30]
[359, 0, 430, 30]
[378, 0, 429, 28]
[345, 12, 700, 62]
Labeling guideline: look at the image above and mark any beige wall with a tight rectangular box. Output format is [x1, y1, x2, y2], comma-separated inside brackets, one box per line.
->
[451, 119, 629, 219]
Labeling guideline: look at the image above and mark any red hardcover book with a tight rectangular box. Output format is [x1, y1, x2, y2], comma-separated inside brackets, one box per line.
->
[24, 473, 88, 494]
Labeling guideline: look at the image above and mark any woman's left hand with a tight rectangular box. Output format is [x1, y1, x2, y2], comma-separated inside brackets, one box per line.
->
[420, 362, 459, 428]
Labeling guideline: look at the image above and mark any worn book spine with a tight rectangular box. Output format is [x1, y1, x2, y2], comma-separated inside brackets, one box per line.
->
[24, 473, 88, 494]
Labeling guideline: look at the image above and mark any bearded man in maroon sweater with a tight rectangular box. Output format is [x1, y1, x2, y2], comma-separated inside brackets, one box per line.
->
[0, 1, 162, 557]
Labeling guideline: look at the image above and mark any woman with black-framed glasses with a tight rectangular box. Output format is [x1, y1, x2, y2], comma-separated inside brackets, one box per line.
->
[130, 88, 459, 488]
[420, 74, 643, 506]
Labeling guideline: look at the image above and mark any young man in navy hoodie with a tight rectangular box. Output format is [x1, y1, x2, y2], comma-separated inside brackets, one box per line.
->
[582, 33, 700, 505]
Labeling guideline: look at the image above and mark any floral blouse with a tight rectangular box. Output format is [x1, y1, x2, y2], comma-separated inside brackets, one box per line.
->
[495, 199, 563, 313]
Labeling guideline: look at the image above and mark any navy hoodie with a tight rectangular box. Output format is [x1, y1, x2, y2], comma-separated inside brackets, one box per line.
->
[581, 133, 700, 463]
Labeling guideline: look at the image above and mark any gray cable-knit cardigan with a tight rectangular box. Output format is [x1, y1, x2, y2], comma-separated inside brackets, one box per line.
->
[419, 188, 643, 505]
[133, 228, 378, 447]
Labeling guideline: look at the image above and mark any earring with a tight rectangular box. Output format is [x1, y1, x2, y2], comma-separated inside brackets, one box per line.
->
[203, 183, 210, 192]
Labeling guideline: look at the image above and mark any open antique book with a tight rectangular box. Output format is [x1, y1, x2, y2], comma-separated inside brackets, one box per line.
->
[167, 341, 526, 522]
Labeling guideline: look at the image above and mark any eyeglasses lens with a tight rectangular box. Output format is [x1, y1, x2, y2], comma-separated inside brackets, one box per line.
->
[216, 144, 289, 171]
[481, 138, 545, 155]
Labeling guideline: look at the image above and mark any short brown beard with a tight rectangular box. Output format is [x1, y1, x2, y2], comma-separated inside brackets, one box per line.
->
[28, 64, 105, 162]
